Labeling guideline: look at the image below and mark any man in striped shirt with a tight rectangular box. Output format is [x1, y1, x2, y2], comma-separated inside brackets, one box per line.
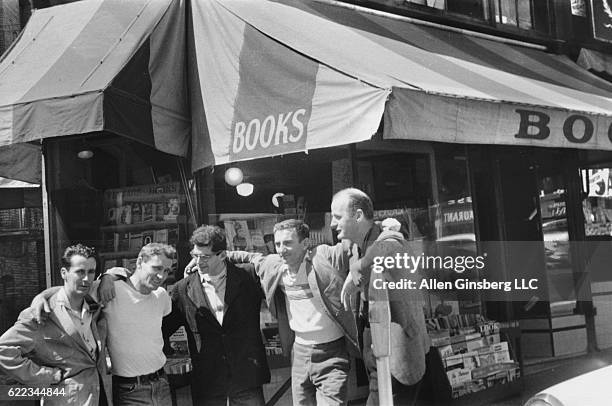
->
[226, 219, 359, 406]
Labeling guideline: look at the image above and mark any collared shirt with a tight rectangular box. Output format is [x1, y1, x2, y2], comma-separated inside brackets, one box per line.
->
[56, 288, 96, 358]
[200, 270, 227, 325]
[358, 224, 379, 258]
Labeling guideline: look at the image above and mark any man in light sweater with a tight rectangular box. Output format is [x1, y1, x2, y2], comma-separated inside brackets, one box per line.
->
[223, 219, 359, 406]
[31, 243, 175, 406]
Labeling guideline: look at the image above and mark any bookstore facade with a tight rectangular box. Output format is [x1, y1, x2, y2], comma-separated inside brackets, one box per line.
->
[3, 0, 612, 404]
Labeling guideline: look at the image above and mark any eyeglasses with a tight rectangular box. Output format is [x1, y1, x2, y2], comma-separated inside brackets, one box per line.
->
[190, 251, 222, 262]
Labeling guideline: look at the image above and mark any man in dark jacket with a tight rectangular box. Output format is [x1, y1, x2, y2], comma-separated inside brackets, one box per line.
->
[164, 225, 270, 406]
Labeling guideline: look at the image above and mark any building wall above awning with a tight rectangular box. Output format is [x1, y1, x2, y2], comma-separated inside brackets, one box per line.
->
[191, 0, 612, 171]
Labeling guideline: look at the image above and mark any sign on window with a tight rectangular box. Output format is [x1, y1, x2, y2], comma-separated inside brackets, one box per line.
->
[591, 0, 612, 42]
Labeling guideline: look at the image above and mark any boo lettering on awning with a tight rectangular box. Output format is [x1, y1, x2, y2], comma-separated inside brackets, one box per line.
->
[514, 109, 612, 145]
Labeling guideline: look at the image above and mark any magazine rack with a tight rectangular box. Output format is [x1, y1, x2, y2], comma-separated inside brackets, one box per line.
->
[421, 325, 523, 405]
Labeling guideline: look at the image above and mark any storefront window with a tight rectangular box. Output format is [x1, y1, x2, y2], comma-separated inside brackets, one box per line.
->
[358, 0, 549, 33]
[44, 136, 195, 285]
[582, 168, 612, 237]
[538, 173, 576, 316]
[355, 142, 478, 317]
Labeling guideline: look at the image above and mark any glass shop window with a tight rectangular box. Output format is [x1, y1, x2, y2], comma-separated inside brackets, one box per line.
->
[493, 0, 532, 29]
[362, 0, 550, 34]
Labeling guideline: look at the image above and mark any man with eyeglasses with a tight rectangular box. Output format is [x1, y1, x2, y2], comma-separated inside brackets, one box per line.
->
[163, 225, 270, 406]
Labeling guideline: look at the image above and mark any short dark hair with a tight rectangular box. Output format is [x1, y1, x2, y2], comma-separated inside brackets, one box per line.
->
[61, 244, 96, 268]
[273, 219, 310, 241]
[190, 225, 227, 252]
[333, 188, 374, 220]
[139, 243, 176, 263]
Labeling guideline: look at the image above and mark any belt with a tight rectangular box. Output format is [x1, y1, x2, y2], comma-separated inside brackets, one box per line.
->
[294, 336, 345, 348]
[113, 368, 165, 385]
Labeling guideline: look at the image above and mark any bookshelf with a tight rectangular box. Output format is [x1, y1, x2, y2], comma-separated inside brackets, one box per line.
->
[99, 182, 187, 271]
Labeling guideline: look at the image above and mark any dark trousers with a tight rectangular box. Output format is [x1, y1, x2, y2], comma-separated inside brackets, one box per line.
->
[197, 386, 265, 406]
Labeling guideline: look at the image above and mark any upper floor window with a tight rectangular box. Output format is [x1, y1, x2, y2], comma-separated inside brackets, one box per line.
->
[370, 0, 550, 34]
[493, 0, 533, 29]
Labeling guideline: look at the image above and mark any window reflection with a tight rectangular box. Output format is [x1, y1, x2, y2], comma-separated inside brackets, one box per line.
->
[538, 174, 575, 316]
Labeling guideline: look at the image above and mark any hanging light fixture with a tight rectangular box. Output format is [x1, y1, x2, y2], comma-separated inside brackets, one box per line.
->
[272, 193, 285, 208]
[77, 140, 94, 159]
[224, 167, 244, 186]
[77, 149, 94, 159]
[236, 182, 254, 197]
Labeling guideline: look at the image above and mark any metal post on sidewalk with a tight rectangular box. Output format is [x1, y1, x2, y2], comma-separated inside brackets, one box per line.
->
[41, 143, 52, 288]
[369, 272, 393, 406]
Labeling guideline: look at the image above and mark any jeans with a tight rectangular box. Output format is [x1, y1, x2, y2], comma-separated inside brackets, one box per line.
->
[198, 386, 265, 406]
[112, 374, 172, 406]
[291, 338, 350, 406]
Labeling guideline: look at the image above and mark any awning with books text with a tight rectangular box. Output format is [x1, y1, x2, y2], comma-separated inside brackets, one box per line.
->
[190, 0, 612, 171]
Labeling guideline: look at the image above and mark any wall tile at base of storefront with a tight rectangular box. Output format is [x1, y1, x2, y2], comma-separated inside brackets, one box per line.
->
[592, 281, 612, 349]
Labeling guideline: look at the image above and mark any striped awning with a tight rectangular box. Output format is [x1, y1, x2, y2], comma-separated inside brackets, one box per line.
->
[0, 0, 190, 182]
[0, 176, 38, 188]
[191, 0, 612, 171]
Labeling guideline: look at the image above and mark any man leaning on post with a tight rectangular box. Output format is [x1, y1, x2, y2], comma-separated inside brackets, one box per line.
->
[332, 188, 430, 406]
[0, 244, 112, 406]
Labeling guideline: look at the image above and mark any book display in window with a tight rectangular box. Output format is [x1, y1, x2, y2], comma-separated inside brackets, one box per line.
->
[99, 182, 186, 271]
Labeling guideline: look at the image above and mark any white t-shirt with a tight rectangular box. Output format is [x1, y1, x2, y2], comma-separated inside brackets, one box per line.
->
[103, 280, 171, 377]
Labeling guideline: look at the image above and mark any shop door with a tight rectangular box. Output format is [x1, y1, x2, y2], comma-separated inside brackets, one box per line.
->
[495, 149, 550, 319]
[537, 157, 579, 318]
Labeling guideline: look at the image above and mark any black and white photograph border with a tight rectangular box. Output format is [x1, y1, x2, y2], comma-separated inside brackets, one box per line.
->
[1, 0, 612, 405]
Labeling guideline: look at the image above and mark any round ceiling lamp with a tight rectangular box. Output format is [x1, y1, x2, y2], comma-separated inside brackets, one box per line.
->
[77, 149, 94, 159]
[272, 193, 285, 208]
[224, 167, 244, 186]
[236, 182, 254, 197]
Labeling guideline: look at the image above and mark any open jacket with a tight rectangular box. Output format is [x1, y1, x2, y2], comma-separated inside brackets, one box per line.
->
[228, 245, 360, 357]
[163, 261, 270, 400]
[0, 290, 112, 406]
[357, 228, 431, 386]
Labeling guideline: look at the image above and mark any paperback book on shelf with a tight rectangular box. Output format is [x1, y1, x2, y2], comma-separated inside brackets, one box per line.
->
[117, 233, 130, 252]
[163, 198, 180, 221]
[154, 229, 169, 244]
[129, 233, 142, 252]
[132, 204, 142, 223]
[119, 205, 132, 225]
[142, 203, 155, 222]
[142, 230, 155, 245]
